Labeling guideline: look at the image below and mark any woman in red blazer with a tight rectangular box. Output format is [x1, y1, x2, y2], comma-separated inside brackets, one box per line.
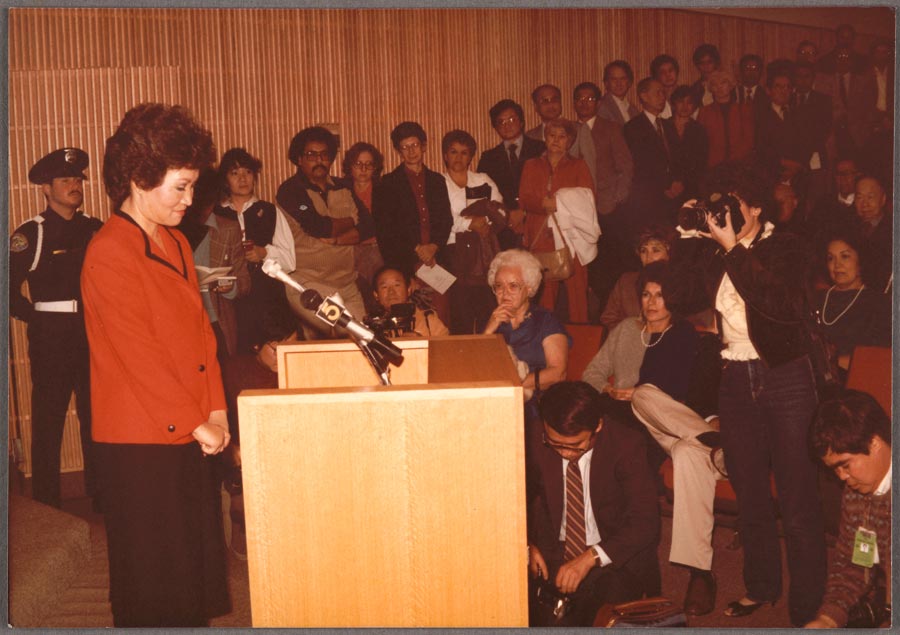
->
[697, 70, 755, 169]
[81, 103, 230, 627]
[518, 118, 595, 322]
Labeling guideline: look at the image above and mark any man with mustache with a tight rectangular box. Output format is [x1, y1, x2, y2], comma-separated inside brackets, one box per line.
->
[9, 147, 103, 510]
[275, 126, 374, 338]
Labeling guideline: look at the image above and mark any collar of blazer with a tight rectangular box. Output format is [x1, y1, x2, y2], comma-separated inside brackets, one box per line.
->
[114, 209, 188, 280]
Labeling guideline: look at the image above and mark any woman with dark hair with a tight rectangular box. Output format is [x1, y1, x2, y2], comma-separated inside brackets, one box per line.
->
[81, 103, 230, 626]
[214, 146, 295, 353]
[671, 160, 826, 625]
[342, 141, 386, 314]
[668, 85, 708, 201]
[815, 226, 891, 374]
[442, 128, 506, 333]
[600, 224, 675, 330]
[518, 117, 595, 322]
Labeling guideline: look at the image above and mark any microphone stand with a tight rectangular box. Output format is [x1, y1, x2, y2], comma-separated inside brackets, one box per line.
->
[262, 259, 401, 386]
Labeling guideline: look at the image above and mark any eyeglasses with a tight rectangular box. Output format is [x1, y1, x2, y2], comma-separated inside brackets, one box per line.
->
[353, 161, 376, 171]
[492, 281, 525, 295]
[399, 142, 421, 152]
[542, 430, 595, 457]
[302, 150, 331, 161]
[575, 95, 598, 102]
[495, 116, 519, 126]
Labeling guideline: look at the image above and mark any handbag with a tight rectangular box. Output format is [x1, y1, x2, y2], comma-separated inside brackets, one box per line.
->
[593, 596, 688, 627]
[530, 212, 573, 282]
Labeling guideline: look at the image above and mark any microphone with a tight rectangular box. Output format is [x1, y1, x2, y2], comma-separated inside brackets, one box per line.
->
[264, 259, 403, 367]
[261, 258, 308, 295]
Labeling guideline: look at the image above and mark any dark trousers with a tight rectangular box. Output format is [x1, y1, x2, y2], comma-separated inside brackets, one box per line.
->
[718, 356, 826, 626]
[448, 283, 496, 334]
[588, 208, 639, 320]
[95, 442, 230, 627]
[529, 542, 645, 627]
[27, 312, 94, 507]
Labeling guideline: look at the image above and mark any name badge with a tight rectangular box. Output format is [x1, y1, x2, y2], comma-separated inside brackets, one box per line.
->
[852, 527, 877, 568]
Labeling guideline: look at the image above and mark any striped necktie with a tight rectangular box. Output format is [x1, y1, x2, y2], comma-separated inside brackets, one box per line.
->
[564, 459, 587, 561]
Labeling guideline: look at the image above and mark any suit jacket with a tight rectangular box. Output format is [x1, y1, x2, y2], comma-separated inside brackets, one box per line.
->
[624, 112, 678, 225]
[205, 214, 250, 357]
[822, 71, 878, 150]
[697, 101, 755, 168]
[82, 211, 226, 445]
[591, 116, 633, 215]
[669, 118, 708, 201]
[372, 163, 452, 276]
[792, 90, 833, 166]
[526, 122, 597, 188]
[596, 93, 639, 127]
[476, 135, 545, 209]
[754, 103, 808, 173]
[527, 417, 660, 590]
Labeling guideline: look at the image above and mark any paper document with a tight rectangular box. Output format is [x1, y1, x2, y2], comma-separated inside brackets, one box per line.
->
[415, 263, 457, 295]
[195, 265, 232, 287]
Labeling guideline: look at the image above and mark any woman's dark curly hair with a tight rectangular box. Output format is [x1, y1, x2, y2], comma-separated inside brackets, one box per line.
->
[636, 260, 680, 319]
[103, 103, 216, 209]
[341, 142, 385, 183]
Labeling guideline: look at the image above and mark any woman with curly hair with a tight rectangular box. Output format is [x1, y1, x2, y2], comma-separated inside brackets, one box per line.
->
[81, 103, 230, 626]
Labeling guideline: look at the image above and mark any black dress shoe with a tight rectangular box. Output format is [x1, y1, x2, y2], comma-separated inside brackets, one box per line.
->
[724, 598, 774, 617]
[684, 572, 716, 616]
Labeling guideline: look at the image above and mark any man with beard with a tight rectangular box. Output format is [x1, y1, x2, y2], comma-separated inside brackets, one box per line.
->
[275, 126, 374, 338]
[9, 147, 103, 509]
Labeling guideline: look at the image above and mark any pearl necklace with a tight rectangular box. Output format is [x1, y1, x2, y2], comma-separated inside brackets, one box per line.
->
[820, 284, 866, 326]
[640, 323, 673, 348]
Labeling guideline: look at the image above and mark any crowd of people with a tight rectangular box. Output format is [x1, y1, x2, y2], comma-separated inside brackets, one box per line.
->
[8, 23, 893, 628]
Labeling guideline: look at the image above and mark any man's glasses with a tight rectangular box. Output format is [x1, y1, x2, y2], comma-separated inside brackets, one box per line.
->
[399, 142, 421, 152]
[542, 431, 595, 457]
[353, 161, 375, 171]
[303, 150, 331, 161]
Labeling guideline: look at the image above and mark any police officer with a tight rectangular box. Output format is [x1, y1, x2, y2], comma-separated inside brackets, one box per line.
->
[10, 148, 103, 508]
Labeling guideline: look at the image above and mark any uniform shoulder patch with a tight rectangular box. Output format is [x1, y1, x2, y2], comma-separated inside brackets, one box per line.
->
[10, 233, 29, 252]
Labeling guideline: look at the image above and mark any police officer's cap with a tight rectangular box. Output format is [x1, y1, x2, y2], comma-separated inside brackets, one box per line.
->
[28, 147, 89, 184]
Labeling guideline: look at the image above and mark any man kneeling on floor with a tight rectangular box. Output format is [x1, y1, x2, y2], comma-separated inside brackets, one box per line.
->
[527, 381, 660, 626]
[805, 389, 892, 629]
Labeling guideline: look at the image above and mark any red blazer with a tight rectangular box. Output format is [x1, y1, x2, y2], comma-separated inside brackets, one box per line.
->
[519, 154, 594, 251]
[82, 211, 226, 445]
[697, 101, 755, 168]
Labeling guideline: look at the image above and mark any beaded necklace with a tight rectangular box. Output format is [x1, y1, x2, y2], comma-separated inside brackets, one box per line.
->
[820, 284, 866, 326]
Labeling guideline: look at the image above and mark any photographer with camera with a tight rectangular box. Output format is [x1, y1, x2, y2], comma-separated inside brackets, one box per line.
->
[368, 266, 448, 338]
[671, 161, 826, 626]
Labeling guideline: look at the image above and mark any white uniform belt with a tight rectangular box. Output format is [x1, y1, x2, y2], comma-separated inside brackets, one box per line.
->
[34, 300, 79, 313]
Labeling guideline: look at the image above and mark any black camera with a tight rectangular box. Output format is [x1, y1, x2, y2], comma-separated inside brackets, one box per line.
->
[677, 192, 744, 235]
[364, 302, 416, 338]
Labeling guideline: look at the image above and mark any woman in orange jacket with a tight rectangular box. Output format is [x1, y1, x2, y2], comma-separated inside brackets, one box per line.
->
[81, 103, 230, 627]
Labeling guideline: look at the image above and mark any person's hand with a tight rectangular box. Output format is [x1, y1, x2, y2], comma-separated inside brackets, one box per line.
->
[193, 415, 230, 456]
[415, 243, 438, 267]
[469, 216, 490, 238]
[211, 278, 234, 294]
[507, 208, 525, 232]
[555, 549, 595, 594]
[243, 242, 266, 263]
[541, 196, 557, 213]
[484, 304, 514, 333]
[528, 544, 549, 580]
[804, 615, 838, 629]
[608, 387, 634, 401]
[699, 210, 737, 252]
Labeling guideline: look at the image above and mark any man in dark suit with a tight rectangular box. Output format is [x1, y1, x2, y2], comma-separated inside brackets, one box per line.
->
[733, 54, 768, 110]
[527, 381, 660, 627]
[476, 99, 545, 248]
[373, 121, 453, 322]
[793, 61, 834, 215]
[754, 67, 808, 183]
[816, 23, 868, 75]
[624, 77, 682, 232]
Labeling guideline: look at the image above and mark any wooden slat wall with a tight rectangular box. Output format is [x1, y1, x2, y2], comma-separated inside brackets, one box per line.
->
[6, 7, 864, 476]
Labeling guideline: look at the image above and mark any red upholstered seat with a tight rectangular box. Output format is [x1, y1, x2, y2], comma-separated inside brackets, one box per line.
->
[566, 323, 606, 380]
[845, 345, 893, 415]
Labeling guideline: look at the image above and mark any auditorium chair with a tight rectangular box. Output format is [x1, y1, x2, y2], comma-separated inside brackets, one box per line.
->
[566, 323, 606, 380]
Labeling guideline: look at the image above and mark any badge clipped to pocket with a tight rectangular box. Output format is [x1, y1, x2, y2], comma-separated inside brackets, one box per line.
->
[852, 527, 877, 568]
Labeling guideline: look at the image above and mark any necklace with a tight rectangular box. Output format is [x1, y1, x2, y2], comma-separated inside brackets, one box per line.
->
[640, 323, 673, 348]
[820, 284, 865, 326]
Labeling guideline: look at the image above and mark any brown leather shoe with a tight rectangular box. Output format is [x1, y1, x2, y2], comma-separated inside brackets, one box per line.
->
[684, 572, 717, 616]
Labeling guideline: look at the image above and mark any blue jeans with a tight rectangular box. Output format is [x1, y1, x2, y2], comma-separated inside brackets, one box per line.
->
[718, 355, 826, 626]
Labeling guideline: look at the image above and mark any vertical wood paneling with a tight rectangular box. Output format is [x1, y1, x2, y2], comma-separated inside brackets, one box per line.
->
[7, 7, 889, 478]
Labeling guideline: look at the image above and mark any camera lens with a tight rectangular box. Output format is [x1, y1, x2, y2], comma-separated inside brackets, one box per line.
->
[676, 204, 708, 231]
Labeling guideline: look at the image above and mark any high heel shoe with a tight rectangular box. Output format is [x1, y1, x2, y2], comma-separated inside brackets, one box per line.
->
[724, 598, 775, 617]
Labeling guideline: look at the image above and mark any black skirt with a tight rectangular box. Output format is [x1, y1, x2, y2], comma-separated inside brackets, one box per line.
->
[94, 441, 230, 627]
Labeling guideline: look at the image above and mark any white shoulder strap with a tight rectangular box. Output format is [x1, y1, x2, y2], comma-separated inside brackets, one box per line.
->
[29, 215, 45, 272]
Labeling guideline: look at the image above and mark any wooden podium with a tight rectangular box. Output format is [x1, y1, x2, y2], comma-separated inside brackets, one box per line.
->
[237, 335, 528, 627]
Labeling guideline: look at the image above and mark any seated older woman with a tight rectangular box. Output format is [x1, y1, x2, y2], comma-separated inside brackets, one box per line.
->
[484, 249, 570, 417]
[815, 225, 891, 375]
[518, 117, 595, 323]
[600, 224, 675, 330]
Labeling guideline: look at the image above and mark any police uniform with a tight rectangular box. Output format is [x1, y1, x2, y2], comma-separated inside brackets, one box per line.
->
[9, 148, 103, 508]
